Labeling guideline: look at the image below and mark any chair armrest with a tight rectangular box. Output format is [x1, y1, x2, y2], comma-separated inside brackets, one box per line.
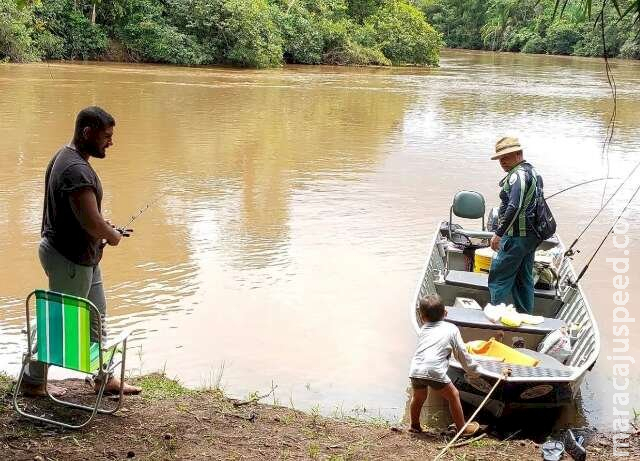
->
[457, 229, 494, 240]
[102, 329, 131, 351]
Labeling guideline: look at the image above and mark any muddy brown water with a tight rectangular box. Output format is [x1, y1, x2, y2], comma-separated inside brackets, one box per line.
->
[1, 50, 639, 429]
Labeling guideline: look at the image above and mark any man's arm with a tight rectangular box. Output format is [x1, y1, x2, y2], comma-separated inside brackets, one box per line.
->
[69, 188, 122, 246]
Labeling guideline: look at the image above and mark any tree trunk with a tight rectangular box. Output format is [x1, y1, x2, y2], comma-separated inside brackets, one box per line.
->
[91, 3, 96, 25]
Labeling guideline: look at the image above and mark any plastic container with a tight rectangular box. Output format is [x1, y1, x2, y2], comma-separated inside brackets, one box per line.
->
[474, 247, 495, 273]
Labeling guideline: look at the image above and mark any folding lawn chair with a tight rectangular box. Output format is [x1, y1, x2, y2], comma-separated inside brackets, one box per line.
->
[13, 289, 130, 429]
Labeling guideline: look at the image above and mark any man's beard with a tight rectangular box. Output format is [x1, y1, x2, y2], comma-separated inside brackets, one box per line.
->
[78, 139, 106, 158]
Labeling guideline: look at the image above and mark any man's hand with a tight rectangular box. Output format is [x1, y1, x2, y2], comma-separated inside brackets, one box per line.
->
[116, 227, 134, 237]
[105, 227, 122, 246]
[490, 234, 501, 251]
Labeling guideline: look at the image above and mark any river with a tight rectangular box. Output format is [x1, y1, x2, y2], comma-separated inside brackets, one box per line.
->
[1, 50, 639, 429]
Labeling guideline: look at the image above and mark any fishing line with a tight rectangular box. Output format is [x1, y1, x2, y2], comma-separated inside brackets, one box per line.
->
[571, 180, 640, 286]
[564, 158, 640, 256]
[545, 177, 618, 200]
[595, 0, 617, 208]
[121, 196, 162, 230]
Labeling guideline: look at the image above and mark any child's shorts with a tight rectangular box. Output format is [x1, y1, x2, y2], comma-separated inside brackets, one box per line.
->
[410, 377, 447, 390]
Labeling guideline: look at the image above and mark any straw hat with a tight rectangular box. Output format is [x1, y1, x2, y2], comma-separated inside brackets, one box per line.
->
[492, 137, 523, 160]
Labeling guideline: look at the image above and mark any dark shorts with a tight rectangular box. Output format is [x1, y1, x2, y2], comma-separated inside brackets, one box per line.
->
[410, 377, 447, 390]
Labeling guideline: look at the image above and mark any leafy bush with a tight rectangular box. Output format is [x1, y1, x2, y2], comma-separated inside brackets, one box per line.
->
[323, 39, 391, 65]
[35, 0, 108, 60]
[522, 34, 547, 54]
[347, 0, 384, 22]
[33, 27, 65, 60]
[545, 20, 582, 55]
[217, 0, 283, 68]
[362, 0, 442, 65]
[502, 26, 535, 52]
[112, 0, 207, 64]
[277, 5, 325, 64]
[0, 0, 38, 62]
[620, 37, 640, 59]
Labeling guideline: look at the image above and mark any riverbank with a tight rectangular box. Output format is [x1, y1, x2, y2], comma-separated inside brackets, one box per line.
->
[1, 373, 637, 460]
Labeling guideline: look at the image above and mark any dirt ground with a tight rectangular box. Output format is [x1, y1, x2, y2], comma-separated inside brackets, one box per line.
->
[1, 373, 638, 461]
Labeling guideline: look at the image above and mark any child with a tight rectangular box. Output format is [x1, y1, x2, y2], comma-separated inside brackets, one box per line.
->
[409, 294, 481, 436]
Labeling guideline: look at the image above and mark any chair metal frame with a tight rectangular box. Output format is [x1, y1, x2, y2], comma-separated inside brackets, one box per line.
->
[13, 290, 129, 429]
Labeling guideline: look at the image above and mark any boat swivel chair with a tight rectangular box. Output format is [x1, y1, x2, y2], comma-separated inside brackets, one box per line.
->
[447, 190, 493, 271]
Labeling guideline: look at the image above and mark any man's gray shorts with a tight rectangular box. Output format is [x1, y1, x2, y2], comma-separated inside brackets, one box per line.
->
[23, 238, 107, 385]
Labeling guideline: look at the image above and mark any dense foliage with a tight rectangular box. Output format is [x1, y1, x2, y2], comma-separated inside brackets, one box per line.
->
[0, 0, 442, 66]
[415, 0, 640, 59]
[3, 0, 638, 66]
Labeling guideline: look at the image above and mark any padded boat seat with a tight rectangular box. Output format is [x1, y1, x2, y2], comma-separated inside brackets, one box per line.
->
[445, 270, 557, 299]
[445, 306, 566, 335]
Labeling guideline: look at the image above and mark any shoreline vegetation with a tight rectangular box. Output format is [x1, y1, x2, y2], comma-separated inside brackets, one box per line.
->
[2, 372, 638, 460]
[2, 1, 639, 70]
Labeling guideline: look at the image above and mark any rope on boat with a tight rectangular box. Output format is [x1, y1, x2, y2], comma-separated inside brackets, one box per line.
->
[433, 368, 511, 461]
[571, 181, 640, 287]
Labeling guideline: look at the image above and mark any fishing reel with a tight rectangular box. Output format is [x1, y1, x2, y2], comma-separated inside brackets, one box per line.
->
[116, 226, 133, 237]
[564, 248, 580, 258]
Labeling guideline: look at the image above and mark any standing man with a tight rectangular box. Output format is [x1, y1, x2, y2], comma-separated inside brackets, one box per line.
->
[488, 137, 542, 314]
[21, 106, 141, 396]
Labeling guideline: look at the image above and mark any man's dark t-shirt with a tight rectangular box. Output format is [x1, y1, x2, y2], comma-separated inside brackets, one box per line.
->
[41, 146, 103, 266]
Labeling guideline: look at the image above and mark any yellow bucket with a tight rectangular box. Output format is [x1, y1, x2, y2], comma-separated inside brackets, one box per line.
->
[474, 247, 495, 273]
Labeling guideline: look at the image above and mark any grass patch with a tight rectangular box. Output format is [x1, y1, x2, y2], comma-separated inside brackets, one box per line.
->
[0, 372, 14, 395]
[135, 373, 193, 401]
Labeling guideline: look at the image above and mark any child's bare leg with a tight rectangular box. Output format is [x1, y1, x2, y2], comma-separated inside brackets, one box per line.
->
[409, 387, 428, 431]
[436, 383, 465, 431]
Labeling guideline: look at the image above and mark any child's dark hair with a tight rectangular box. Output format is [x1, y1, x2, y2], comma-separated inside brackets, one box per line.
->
[419, 295, 445, 322]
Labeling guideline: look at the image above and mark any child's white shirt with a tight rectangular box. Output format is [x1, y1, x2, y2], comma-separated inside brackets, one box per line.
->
[409, 320, 479, 383]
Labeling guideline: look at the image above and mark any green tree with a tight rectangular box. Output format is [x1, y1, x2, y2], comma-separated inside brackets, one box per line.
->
[34, 0, 108, 60]
[0, 0, 38, 61]
[362, 0, 442, 65]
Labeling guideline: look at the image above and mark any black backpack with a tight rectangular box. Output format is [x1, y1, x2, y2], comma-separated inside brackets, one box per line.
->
[531, 172, 556, 241]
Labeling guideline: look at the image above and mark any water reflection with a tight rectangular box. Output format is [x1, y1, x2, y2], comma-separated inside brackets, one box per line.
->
[1, 51, 639, 428]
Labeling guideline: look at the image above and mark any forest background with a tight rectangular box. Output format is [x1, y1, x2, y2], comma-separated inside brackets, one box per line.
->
[1, 0, 639, 68]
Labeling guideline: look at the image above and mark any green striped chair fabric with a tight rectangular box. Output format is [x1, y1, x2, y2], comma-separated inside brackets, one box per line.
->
[34, 289, 103, 373]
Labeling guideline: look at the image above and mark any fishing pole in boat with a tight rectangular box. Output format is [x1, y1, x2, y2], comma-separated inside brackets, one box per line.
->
[545, 177, 618, 200]
[564, 158, 640, 257]
[570, 181, 640, 288]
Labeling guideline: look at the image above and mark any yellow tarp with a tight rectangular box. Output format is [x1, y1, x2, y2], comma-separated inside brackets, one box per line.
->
[466, 338, 539, 367]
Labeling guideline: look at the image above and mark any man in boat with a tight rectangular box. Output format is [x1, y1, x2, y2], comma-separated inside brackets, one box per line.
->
[488, 136, 541, 314]
[21, 106, 141, 397]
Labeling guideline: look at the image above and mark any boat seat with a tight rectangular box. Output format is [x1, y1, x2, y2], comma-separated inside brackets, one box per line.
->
[518, 349, 567, 371]
[445, 306, 566, 336]
[445, 270, 557, 299]
[457, 229, 493, 240]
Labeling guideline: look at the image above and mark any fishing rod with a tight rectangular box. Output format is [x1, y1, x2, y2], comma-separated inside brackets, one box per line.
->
[115, 196, 162, 234]
[570, 181, 640, 287]
[545, 177, 618, 200]
[100, 197, 160, 247]
[564, 158, 640, 257]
